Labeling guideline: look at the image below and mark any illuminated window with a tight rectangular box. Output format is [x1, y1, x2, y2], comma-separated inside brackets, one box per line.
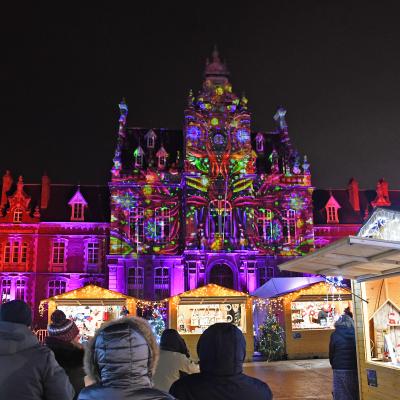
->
[327, 206, 339, 224]
[209, 200, 232, 238]
[284, 209, 297, 244]
[12, 241, 20, 263]
[1, 279, 11, 303]
[154, 267, 169, 299]
[52, 241, 66, 264]
[129, 207, 144, 244]
[134, 146, 144, 168]
[257, 209, 273, 242]
[4, 242, 10, 264]
[155, 208, 170, 244]
[21, 243, 27, 263]
[255, 133, 264, 152]
[87, 242, 100, 264]
[15, 279, 26, 301]
[72, 203, 84, 220]
[13, 208, 23, 223]
[128, 266, 144, 297]
[48, 280, 67, 297]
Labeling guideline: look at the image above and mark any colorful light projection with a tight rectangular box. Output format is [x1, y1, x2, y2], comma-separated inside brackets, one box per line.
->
[183, 56, 314, 256]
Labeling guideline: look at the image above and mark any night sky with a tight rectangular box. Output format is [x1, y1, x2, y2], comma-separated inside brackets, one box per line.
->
[2, 2, 400, 189]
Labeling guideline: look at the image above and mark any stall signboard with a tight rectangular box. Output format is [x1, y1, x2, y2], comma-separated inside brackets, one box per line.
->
[177, 302, 246, 334]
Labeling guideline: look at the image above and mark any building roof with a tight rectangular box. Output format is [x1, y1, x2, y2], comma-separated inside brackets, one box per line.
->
[313, 188, 400, 225]
[4, 181, 110, 223]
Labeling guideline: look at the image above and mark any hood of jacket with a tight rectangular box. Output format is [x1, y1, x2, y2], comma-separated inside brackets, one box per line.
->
[197, 323, 245, 376]
[0, 321, 38, 356]
[84, 317, 159, 391]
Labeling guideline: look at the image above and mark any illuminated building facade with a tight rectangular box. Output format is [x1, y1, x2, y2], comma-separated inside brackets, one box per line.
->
[108, 49, 315, 299]
[0, 172, 109, 324]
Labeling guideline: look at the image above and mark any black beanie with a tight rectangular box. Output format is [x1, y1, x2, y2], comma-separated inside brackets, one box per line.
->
[0, 300, 32, 326]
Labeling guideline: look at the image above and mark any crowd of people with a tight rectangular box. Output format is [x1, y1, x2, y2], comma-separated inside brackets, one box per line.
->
[0, 300, 272, 400]
[0, 299, 359, 400]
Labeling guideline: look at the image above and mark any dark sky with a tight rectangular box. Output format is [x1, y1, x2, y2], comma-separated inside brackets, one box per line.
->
[2, 2, 400, 189]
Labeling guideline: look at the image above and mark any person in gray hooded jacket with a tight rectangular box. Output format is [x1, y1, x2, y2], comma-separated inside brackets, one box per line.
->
[0, 300, 75, 400]
[78, 317, 175, 400]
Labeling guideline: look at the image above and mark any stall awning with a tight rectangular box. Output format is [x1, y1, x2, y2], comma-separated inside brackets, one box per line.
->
[279, 236, 400, 282]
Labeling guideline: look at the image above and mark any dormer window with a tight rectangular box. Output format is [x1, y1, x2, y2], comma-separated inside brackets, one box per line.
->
[145, 129, 157, 149]
[325, 193, 341, 224]
[156, 146, 168, 170]
[13, 208, 23, 223]
[68, 189, 88, 221]
[255, 133, 264, 152]
[73, 203, 84, 220]
[134, 146, 145, 168]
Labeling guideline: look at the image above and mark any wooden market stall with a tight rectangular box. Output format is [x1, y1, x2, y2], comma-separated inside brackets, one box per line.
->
[279, 208, 400, 400]
[253, 277, 352, 359]
[167, 284, 254, 361]
[39, 284, 137, 340]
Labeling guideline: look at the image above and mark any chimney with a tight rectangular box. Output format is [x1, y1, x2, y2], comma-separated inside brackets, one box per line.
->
[371, 178, 391, 207]
[378, 178, 390, 202]
[348, 178, 360, 211]
[41, 173, 50, 209]
[1, 170, 13, 208]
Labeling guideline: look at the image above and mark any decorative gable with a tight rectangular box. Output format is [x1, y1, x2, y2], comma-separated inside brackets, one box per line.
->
[68, 188, 88, 221]
[0, 176, 39, 223]
[324, 194, 341, 224]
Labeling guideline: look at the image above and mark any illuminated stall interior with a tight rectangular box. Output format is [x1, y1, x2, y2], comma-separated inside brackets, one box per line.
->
[279, 208, 400, 400]
[253, 277, 352, 359]
[168, 284, 253, 361]
[40, 284, 137, 341]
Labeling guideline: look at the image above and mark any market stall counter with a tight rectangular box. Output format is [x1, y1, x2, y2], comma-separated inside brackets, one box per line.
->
[39, 284, 137, 341]
[279, 207, 400, 400]
[253, 277, 352, 359]
[167, 284, 254, 361]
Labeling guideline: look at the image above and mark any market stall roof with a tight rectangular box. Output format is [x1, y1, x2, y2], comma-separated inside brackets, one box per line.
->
[169, 284, 251, 304]
[279, 208, 400, 282]
[251, 277, 325, 298]
[40, 284, 138, 307]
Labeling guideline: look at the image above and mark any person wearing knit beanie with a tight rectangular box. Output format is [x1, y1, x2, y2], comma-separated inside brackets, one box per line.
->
[48, 309, 80, 342]
[0, 299, 32, 326]
[46, 310, 84, 399]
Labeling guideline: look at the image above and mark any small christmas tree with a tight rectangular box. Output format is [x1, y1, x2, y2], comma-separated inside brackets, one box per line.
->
[257, 314, 285, 361]
[148, 308, 165, 343]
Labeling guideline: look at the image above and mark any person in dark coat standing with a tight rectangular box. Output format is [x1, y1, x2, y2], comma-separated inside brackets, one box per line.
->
[0, 300, 74, 400]
[329, 314, 359, 400]
[45, 310, 85, 399]
[78, 317, 175, 400]
[170, 323, 273, 400]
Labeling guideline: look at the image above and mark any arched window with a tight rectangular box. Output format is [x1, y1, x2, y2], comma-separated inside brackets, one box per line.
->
[48, 280, 67, 297]
[129, 207, 144, 244]
[209, 200, 232, 238]
[128, 266, 144, 297]
[257, 209, 273, 242]
[87, 242, 100, 264]
[13, 208, 23, 223]
[284, 209, 297, 244]
[155, 208, 170, 244]
[154, 267, 169, 299]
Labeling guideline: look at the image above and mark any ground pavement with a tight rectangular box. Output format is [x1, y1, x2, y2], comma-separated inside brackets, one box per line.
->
[244, 359, 332, 400]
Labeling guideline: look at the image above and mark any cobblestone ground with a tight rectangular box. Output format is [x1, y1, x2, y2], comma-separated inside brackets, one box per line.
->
[244, 359, 332, 400]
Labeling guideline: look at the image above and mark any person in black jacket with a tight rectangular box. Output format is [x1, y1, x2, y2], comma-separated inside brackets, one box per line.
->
[329, 313, 359, 400]
[78, 317, 175, 400]
[169, 323, 273, 400]
[0, 300, 74, 400]
[45, 310, 85, 399]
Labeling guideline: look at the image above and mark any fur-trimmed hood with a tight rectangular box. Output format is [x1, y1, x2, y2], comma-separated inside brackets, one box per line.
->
[84, 317, 159, 389]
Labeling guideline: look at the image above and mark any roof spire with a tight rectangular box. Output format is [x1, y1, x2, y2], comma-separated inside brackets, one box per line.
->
[212, 44, 220, 63]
